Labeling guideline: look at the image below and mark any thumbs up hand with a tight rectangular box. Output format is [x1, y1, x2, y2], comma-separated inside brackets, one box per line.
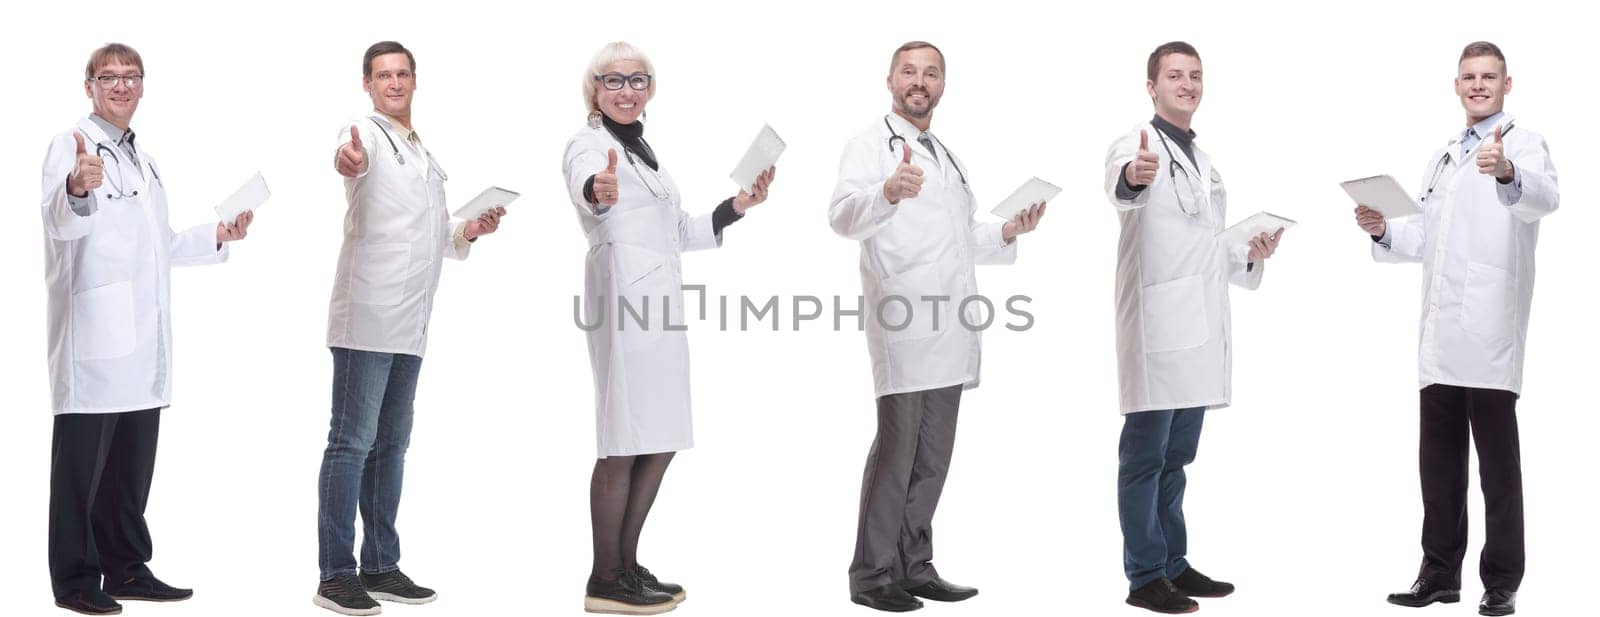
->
[592, 148, 620, 206]
[336, 125, 367, 178]
[883, 142, 924, 205]
[66, 133, 104, 197]
[1124, 129, 1160, 187]
[1477, 124, 1513, 181]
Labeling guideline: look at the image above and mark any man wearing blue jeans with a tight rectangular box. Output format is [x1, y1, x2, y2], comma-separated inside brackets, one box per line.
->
[314, 40, 508, 616]
[1103, 41, 1284, 613]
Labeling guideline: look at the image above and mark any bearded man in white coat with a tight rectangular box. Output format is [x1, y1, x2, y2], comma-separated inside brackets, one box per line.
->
[1360, 42, 1558, 617]
[1103, 41, 1284, 614]
[830, 41, 1045, 613]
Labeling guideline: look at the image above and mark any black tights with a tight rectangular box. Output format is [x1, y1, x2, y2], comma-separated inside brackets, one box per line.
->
[590, 452, 674, 579]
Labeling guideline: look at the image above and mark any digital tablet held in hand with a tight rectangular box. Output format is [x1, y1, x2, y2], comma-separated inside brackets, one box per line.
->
[731, 124, 785, 194]
[991, 177, 1060, 219]
[453, 186, 520, 220]
[215, 172, 270, 221]
[1215, 211, 1296, 246]
[1340, 175, 1424, 218]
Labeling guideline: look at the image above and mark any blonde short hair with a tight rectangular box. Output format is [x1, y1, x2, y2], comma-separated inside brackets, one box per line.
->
[85, 42, 143, 80]
[582, 41, 656, 115]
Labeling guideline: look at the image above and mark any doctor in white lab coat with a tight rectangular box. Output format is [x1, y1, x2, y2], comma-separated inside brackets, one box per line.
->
[831, 41, 1044, 613]
[41, 43, 253, 615]
[562, 41, 775, 614]
[1361, 42, 1557, 617]
[313, 41, 508, 616]
[1103, 42, 1282, 614]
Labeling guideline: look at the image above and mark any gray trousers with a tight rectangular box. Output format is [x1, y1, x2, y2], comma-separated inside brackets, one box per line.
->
[848, 384, 963, 593]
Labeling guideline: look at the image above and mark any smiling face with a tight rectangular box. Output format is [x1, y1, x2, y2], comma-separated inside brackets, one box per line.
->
[1456, 55, 1511, 124]
[886, 47, 944, 126]
[1147, 53, 1202, 126]
[596, 59, 651, 124]
[84, 59, 143, 129]
[364, 52, 416, 121]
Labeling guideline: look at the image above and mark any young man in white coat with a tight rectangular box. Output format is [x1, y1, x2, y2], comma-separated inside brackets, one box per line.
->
[1358, 41, 1557, 617]
[41, 42, 254, 616]
[830, 41, 1045, 613]
[313, 41, 508, 616]
[1103, 41, 1283, 614]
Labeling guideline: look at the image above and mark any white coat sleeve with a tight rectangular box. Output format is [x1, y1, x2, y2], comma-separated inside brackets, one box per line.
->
[563, 134, 610, 217]
[1501, 133, 1558, 223]
[828, 137, 898, 241]
[445, 220, 472, 261]
[958, 161, 1016, 266]
[169, 222, 228, 267]
[335, 122, 375, 180]
[40, 132, 96, 241]
[1228, 244, 1263, 290]
[1104, 130, 1154, 211]
[677, 210, 720, 253]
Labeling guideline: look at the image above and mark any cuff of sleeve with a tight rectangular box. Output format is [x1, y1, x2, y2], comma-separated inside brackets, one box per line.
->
[67, 190, 98, 217]
[1374, 226, 1393, 248]
[583, 175, 597, 204]
[454, 220, 474, 248]
[1114, 163, 1149, 200]
[1496, 166, 1524, 205]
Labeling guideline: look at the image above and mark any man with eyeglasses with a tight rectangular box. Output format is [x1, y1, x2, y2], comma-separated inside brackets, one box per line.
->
[1102, 41, 1283, 614]
[1361, 42, 1558, 617]
[40, 42, 254, 616]
[314, 40, 508, 616]
[830, 40, 1045, 613]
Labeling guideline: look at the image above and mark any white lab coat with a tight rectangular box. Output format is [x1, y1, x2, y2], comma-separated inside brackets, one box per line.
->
[1373, 114, 1558, 395]
[40, 117, 229, 415]
[829, 114, 1017, 398]
[564, 124, 720, 458]
[327, 115, 471, 357]
[1104, 122, 1263, 415]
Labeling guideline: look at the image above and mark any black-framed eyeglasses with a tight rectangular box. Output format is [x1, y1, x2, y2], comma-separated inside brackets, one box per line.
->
[90, 74, 144, 88]
[594, 72, 652, 91]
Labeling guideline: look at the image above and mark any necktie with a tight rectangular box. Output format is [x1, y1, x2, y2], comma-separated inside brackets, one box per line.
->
[917, 133, 938, 164]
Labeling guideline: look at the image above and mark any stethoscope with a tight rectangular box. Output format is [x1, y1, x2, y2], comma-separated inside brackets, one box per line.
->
[1151, 127, 1202, 218]
[884, 115, 968, 188]
[79, 131, 157, 201]
[1422, 121, 1514, 204]
[602, 124, 672, 202]
[368, 116, 448, 181]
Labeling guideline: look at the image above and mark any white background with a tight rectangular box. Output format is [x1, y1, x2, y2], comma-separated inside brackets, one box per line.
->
[1, 0, 1594, 615]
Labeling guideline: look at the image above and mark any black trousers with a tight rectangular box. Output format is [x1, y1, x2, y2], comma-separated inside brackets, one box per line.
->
[1417, 385, 1524, 591]
[48, 409, 160, 599]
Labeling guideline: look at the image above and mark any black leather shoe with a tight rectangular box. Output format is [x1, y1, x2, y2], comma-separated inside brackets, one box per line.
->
[1479, 589, 1516, 616]
[55, 589, 122, 615]
[585, 568, 676, 615]
[850, 583, 923, 612]
[1126, 578, 1198, 614]
[903, 577, 978, 602]
[1386, 579, 1460, 607]
[1172, 567, 1234, 598]
[103, 575, 193, 602]
[632, 564, 685, 603]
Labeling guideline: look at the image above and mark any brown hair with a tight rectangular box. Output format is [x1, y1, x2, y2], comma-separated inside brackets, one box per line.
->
[1147, 41, 1200, 81]
[84, 43, 143, 80]
[889, 41, 945, 76]
[1459, 41, 1506, 72]
[363, 41, 416, 79]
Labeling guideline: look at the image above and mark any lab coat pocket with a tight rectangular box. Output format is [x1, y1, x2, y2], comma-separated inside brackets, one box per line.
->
[1141, 274, 1209, 353]
[612, 243, 668, 291]
[880, 262, 945, 343]
[350, 242, 411, 306]
[1462, 262, 1515, 346]
[72, 280, 135, 361]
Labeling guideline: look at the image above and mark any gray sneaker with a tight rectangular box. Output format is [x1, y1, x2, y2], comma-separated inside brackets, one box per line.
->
[314, 575, 380, 616]
[359, 569, 437, 604]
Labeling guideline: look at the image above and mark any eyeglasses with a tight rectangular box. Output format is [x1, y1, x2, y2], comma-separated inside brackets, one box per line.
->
[90, 74, 144, 88]
[594, 72, 652, 91]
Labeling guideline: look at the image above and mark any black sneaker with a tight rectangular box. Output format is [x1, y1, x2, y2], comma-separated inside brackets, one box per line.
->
[1126, 578, 1199, 614]
[359, 569, 437, 604]
[633, 564, 686, 602]
[585, 568, 676, 614]
[314, 574, 380, 616]
[1172, 567, 1234, 598]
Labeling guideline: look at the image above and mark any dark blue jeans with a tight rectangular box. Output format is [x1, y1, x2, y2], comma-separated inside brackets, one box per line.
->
[1117, 407, 1205, 590]
[317, 347, 423, 581]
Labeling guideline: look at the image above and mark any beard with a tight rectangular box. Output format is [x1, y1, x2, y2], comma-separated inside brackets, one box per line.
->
[897, 89, 938, 119]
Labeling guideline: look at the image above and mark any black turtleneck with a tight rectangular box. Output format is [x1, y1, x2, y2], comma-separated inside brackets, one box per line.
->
[584, 116, 742, 235]
[1115, 114, 1199, 199]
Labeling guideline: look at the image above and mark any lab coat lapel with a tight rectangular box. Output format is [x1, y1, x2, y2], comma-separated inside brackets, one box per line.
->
[76, 116, 147, 194]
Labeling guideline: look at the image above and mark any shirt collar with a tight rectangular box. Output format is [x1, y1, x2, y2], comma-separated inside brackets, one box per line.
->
[1150, 114, 1196, 147]
[885, 112, 927, 141]
[89, 114, 132, 146]
[1464, 111, 1506, 142]
[374, 110, 420, 146]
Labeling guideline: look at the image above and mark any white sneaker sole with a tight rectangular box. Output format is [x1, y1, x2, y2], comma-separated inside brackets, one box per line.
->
[584, 595, 678, 615]
[369, 591, 438, 605]
[312, 594, 381, 616]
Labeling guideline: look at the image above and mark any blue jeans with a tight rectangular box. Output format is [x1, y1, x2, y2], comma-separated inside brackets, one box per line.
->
[1117, 407, 1205, 590]
[317, 347, 422, 581]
